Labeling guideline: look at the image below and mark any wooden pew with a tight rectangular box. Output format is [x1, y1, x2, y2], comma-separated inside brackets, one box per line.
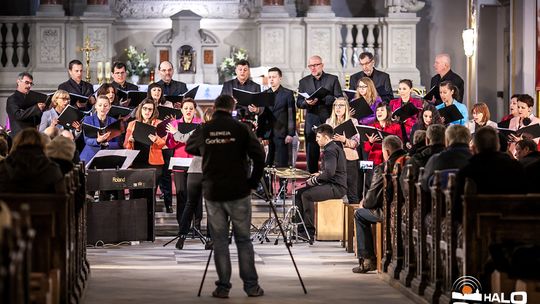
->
[386, 163, 404, 279]
[410, 167, 429, 296]
[399, 164, 416, 287]
[381, 163, 393, 272]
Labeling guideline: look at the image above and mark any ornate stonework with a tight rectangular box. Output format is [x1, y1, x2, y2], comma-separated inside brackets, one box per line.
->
[262, 28, 285, 64]
[87, 27, 108, 62]
[309, 28, 331, 63]
[390, 28, 412, 64]
[39, 26, 62, 64]
[113, 0, 258, 19]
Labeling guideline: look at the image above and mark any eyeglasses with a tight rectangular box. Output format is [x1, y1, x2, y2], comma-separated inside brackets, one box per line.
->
[21, 80, 34, 86]
[360, 60, 373, 67]
[58, 97, 70, 101]
[357, 85, 368, 89]
[307, 63, 322, 69]
[334, 104, 346, 108]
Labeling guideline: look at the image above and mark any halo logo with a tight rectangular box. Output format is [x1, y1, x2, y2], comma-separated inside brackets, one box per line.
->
[451, 276, 527, 304]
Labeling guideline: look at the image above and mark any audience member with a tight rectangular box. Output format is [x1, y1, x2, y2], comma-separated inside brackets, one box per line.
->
[514, 139, 540, 167]
[46, 134, 76, 174]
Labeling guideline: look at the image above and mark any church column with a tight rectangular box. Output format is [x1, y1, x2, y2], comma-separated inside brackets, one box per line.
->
[84, 0, 111, 16]
[306, 0, 335, 18]
[36, 0, 65, 16]
[261, 0, 290, 17]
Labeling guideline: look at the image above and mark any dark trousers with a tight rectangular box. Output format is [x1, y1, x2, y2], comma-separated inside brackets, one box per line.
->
[294, 183, 346, 234]
[266, 136, 291, 167]
[346, 159, 359, 203]
[178, 173, 205, 236]
[354, 208, 381, 258]
[304, 128, 320, 173]
[174, 170, 189, 225]
[159, 149, 174, 208]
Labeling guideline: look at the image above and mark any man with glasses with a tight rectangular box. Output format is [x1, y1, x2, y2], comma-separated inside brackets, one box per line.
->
[6, 72, 46, 137]
[156, 61, 188, 99]
[111, 61, 139, 92]
[297, 55, 342, 173]
[349, 52, 393, 103]
[58, 59, 95, 110]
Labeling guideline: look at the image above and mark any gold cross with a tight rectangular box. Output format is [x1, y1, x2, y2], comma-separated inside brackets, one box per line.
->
[77, 36, 99, 83]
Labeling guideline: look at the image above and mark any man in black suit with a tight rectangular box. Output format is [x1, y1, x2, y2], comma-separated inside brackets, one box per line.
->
[297, 55, 343, 173]
[220, 59, 261, 124]
[259, 67, 296, 167]
[349, 52, 393, 103]
[156, 60, 188, 98]
[111, 61, 139, 92]
[6, 72, 46, 138]
[58, 59, 95, 110]
[429, 54, 464, 103]
[295, 124, 347, 241]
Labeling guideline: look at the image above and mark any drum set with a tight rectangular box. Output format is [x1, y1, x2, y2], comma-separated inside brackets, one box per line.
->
[252, 166, 313, 245]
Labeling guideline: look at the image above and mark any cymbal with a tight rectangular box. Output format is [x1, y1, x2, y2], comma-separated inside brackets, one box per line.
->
[274, 167, 310, 179]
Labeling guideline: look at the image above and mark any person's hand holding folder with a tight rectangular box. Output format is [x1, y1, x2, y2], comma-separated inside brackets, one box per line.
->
[366, 132, 381, 143]
[97, 131, 111, 144]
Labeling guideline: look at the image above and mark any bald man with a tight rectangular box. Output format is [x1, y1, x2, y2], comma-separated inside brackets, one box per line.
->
[297, 55, 343, 173]
[429, 54, 464, 103]
[156, 61, 188, 96]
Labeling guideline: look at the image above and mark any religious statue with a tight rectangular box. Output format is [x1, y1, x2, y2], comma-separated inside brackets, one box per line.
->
[181, 52, 192, 71]
[178, 46, 196, 73]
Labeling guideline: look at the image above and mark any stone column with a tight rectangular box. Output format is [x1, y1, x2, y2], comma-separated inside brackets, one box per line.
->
[261, 0, 290, 17]
[84, 0, 111, 16]
[36, 0, 65, 16]
[306, 0, 334, 17]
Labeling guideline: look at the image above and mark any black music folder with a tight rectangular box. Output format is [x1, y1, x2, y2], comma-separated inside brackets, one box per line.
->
[349, 97, 374, 120]
[177, 123, 199, 134]
[498, 119, 511, 129]
[298, 87, 331, 101]
[109, 105, 133, 119]
[437, 104, 463, 124]
[24, 90, 53, 108]
[69, 93, 89, 106]
[343, 89, 357, 101]
[164, 85, 200, 103]
[392, 102, 420, 122]
[233, 89, 275, 107]
[356, 125, 391, 140]
[423, 85, 438, 101]
[498, 124, 540, 139]
[82, 120, 125, 140]
[156, 118, 171, 137]
[333, 119, 358, 139]
[157, 106, 182, 120]
[57, 105, 87, 129]
[133, 121, 157, 146]
[117, 90, 147, 108]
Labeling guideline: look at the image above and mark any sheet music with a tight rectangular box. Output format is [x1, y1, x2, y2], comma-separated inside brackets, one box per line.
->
[169, 157, 193, 170]
[86, 149, 140, 170]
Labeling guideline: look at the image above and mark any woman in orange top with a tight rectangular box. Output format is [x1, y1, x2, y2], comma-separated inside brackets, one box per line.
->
[124, 98, 166, 205]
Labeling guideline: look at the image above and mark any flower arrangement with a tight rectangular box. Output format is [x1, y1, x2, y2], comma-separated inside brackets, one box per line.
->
[219, 48, 249, 79]
[125, 45, 150, 76]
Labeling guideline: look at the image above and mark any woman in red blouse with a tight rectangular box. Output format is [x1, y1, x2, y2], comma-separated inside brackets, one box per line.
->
[363, 103, 403, 166]
[389, 79, 423, 142]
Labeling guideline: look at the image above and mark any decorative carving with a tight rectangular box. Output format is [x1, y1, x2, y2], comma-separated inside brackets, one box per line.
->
[385, 0, 425, 14]
[309, 29, 331, 63]
[262, 28, 285, 64]
[154, 29, 173, 45]
[113, 0, 257, 19]
[87, 27, 108, 62]
[391, 28, 412, 64]
[39, 27, 61, 64]
[199, 29, 219, 45]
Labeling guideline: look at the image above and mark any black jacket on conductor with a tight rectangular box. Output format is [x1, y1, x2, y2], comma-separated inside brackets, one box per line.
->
[185, 110, 266, 202]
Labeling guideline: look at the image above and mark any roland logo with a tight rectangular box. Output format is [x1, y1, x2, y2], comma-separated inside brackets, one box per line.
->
[112, 176, 125, 183]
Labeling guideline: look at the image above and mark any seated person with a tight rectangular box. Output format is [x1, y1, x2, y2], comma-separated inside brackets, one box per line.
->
[454, 126, 527, 219]
[421, 124, 472, 192]
[46, 135, 77, 175]
[514, 138, 540, 167]
[407, 130, 426, 156]
[352, 135, 407, 273]
[294, 124, 347, 241]
[0, 128, 63, 193]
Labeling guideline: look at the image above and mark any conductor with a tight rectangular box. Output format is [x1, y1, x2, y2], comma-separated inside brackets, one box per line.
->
[185, 94, 266, 298]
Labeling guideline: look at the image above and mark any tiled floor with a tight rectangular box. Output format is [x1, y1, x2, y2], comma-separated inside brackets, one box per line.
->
[84, 237, 415, 304]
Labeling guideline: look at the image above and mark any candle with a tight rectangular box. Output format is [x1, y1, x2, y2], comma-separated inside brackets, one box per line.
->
[97, 61, 103, 79]
[105, 62, 111, 80]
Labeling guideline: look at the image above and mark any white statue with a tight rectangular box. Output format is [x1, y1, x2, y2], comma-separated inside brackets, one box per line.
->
[386, 0, 425, 14]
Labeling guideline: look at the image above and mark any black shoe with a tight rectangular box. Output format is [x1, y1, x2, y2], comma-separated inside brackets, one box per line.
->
[205, 240, 214, 250]
[297, 232, 315, 244]
[245, 285, 264, 297]
[212, 286, 230, 298]
[159, 193, 165, 200]
[166, 206, 173, 213]
[175, 235, 186, 250]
